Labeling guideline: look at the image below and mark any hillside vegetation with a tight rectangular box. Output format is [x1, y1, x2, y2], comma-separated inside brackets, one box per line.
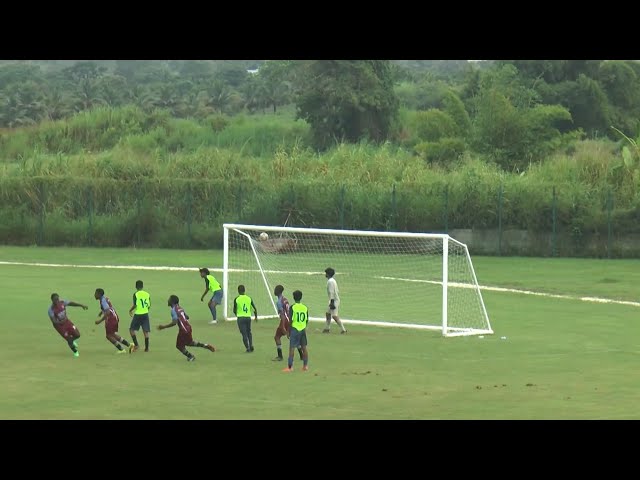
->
[1, 60, 639, 257]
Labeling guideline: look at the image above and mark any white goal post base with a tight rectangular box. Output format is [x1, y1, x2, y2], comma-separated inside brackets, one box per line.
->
[222, 224, 493, 337]
[221, 315, 486, 336]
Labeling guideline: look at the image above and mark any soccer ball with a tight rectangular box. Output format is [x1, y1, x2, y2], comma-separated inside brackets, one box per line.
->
[259, 232, 269, 241]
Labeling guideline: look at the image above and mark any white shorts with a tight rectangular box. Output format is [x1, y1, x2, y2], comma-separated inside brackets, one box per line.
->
[327, 305, 340, 317]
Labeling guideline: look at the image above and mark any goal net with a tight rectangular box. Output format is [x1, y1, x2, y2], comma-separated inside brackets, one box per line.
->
[222, 224, 493, 337]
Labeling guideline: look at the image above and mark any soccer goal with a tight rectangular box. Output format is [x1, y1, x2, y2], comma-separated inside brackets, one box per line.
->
[222, 224, 493, 337]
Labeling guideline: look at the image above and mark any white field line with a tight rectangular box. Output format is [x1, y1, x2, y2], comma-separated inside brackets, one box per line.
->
[376, 275, 640, 308]
[1, 260, 639, 309]
[0, 261, 319, 276]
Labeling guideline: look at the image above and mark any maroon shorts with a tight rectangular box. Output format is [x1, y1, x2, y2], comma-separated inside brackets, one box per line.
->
[54, 320, 78, 340]
[105, 314, 119, 336]
[275, 321, 288, 338]
[176, 330, 193, 350]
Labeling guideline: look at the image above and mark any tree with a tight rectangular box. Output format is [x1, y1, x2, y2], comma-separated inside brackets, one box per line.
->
[180, 61, 214, 82]
[95, 75, 132, 108]
[442, 90, 471, 137]
[74, 78, 107, 111]
[62, 61, 106, 82]
[42, 86, 74, 121]
[598, 61, 640, 111]
[0, 63, 43, 90]
[472, 87, 576, 171]
[215, 63, 249, 88]
[556, 75, 610, 137]
[413, 109, 458, 142]
[295, 60, 399, 150]
[254, 61, 298, 113]
[0, 81, 46, 127]
[199, 79, 232, 115]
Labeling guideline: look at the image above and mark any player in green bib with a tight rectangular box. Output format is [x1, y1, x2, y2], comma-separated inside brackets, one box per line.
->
[233, 284, 257, 352]
[128, 279, 151, 352]
[200, 268, 223, 324]
[283, 289, 309, 372]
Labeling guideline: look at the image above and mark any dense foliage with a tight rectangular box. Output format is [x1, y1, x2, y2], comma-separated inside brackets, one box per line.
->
[1, 60, 640, 257]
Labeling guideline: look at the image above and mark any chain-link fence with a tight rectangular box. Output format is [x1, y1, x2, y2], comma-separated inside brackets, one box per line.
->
[0, 177, 636, 257]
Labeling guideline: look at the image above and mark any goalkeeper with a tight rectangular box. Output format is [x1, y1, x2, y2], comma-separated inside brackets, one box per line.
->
[323, 267, 347, 334]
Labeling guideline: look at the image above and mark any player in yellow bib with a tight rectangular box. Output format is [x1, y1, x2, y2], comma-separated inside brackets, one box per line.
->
[283, 289, 309, 372]
[233, 284, 257, 352]
[128, 279, 151, 352]
[200, 268, 223, 324]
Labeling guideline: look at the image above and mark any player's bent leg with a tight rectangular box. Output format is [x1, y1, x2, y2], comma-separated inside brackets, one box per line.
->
[129, 319, 140, 351]
[190, 340, 216, 352]
[64, 328, 79, 356]
[115, 334, 130, 348]
[70, 325, 80, 350]
[128, 325, 139, 352]
[177, 345, 196, 361]
[107, 333, 126, 353]
[208, 299, 218, 323]
[333, 315, 347, 333]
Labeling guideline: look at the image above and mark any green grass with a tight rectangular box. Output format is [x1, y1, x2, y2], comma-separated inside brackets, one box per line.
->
[1, 246, 639, 419]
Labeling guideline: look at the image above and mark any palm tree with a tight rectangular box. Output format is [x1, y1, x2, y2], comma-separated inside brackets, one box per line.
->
[199, 79, 232, 115]
[74, 78, 107, 112]
[42, 87, 74, 121]
[0, 91, 36, 128]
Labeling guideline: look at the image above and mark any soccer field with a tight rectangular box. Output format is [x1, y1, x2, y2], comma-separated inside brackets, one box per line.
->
[1, 245, 640, 419]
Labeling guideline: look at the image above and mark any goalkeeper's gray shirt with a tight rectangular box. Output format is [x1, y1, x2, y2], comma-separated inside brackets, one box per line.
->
[327, 277, 340, 307]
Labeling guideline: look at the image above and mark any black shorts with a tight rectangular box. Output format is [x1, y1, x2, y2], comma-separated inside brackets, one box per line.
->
[130, 313, 150, 332]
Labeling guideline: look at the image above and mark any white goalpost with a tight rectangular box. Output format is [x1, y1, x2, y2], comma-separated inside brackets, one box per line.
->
[222, 223, 493, 337]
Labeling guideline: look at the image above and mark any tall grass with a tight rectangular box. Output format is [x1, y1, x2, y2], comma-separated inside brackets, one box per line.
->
[1, 108, 639, 253]
[0, 106, 310, 161]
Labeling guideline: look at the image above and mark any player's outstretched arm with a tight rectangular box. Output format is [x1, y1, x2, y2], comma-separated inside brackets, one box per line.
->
[67, 301, 88, 310]
[95, 317, 105, 325]
[157, 322, 176, 331]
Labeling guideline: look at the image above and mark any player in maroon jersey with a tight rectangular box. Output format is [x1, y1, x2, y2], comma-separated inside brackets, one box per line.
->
[48, 293, 88, 357]
[272, 285, 303, 362]
[94, 288, 132, 354]
[157, 295, 216, 361]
